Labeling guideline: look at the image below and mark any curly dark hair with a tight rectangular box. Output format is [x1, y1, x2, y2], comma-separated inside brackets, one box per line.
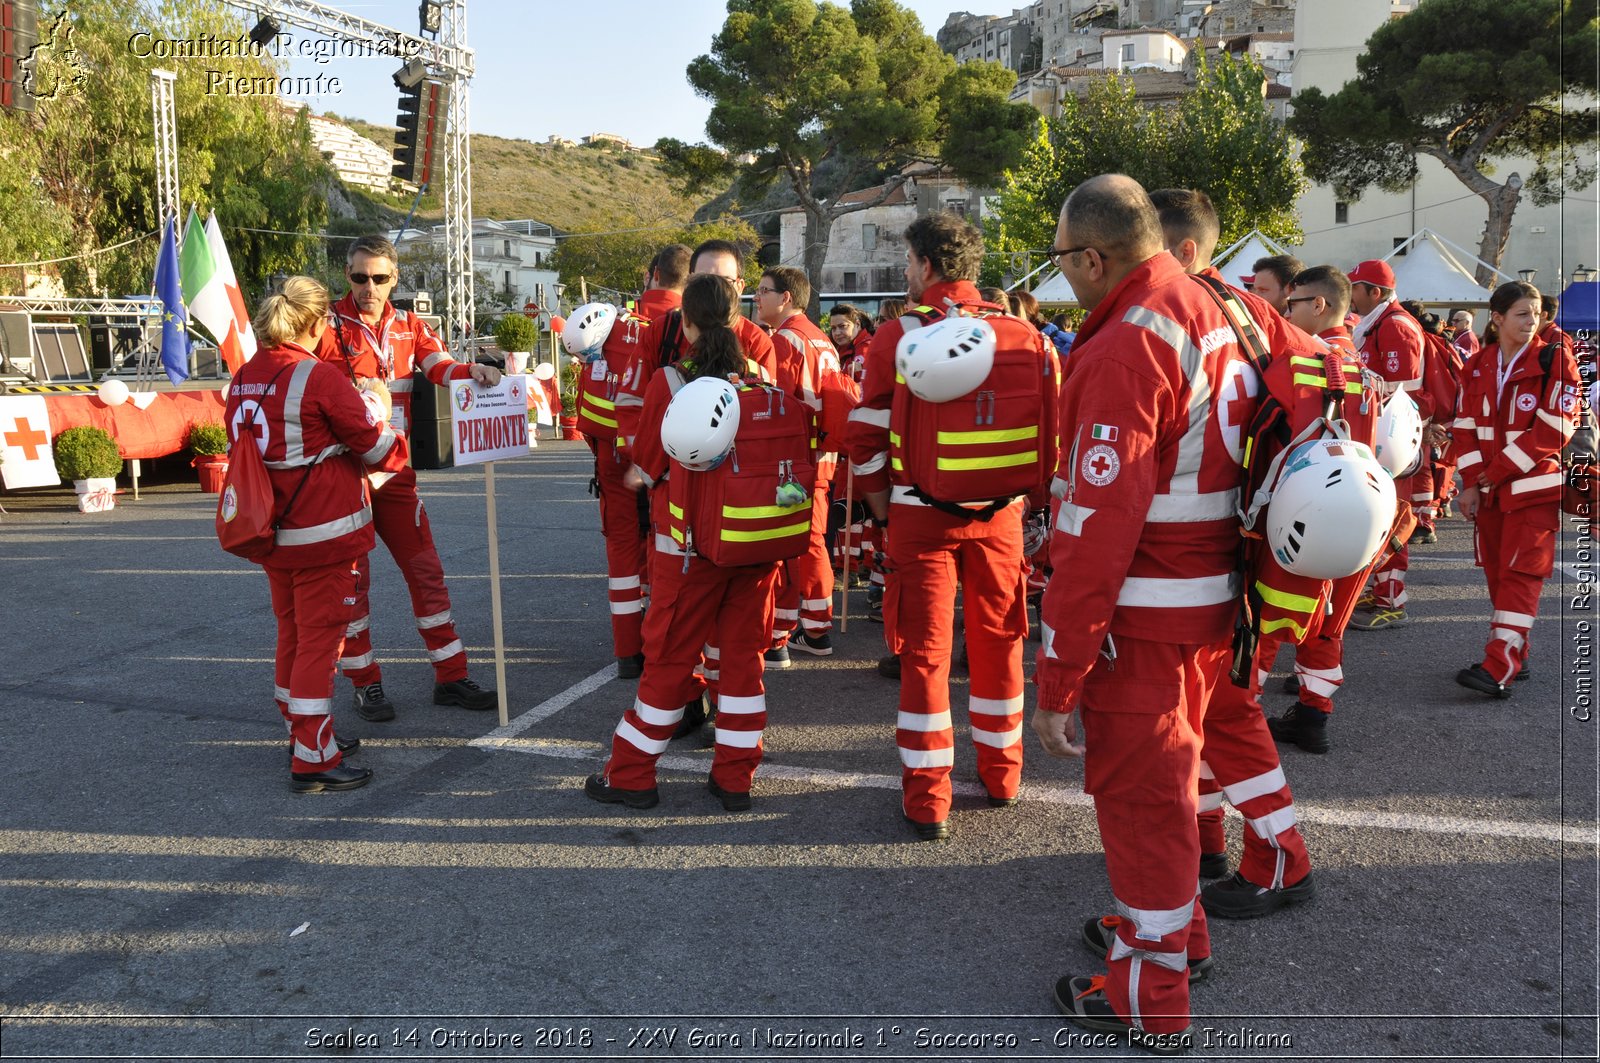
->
[903, 212, 984, 284]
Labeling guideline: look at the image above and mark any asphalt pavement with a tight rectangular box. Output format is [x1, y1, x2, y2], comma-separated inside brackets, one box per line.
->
[1, 440, 1596, 1062]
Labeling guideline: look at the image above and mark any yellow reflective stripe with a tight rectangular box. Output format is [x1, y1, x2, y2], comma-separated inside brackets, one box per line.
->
[1292, 372, 1329, 389]
[936, 450, 1038, 471]
[669, 502, 683, 519]
[671, 526, 685, 543]
[583, 393, 616, 411]
[1289, 356, 1323, 369]
[895, 373, 905, 385]
[889, 431, 901, 446]
[722, 520, 810, 543]
[1255, 581, 1320, 615]
[722, 502, 810, 520]
[580, 405, 618, 429]
[1259, 616, 1308, 640]
[937, 425, 1039, 445]
[891, 458, 904, 471]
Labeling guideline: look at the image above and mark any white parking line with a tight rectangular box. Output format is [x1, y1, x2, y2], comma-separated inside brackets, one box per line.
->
[474, 663, 618, 740]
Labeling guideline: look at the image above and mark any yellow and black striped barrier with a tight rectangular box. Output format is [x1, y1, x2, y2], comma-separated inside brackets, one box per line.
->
[5, 383, 99, 394]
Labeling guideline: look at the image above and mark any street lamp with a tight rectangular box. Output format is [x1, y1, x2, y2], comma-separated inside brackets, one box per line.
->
[1517, 267, 1538, 283]
[1575, 264, 1598, 283]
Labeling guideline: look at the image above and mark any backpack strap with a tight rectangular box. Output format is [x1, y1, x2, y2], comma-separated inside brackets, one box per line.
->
[657, 309, 684, 369]
[1192, 274, 1271, 372]
[904, 486, 1017, 522]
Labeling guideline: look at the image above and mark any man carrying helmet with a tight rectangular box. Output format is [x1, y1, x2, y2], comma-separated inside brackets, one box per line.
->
[1347, 259, 1429, 630]
[846, 212, 1059, 843]
[315, 234, 499, 719]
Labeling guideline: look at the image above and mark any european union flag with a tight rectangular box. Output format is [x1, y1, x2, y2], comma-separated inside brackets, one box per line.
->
[154, 216, 190, 385]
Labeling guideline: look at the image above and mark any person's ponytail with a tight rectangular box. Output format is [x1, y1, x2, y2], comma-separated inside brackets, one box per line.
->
[680, 273, 746, 381]
[254, 276, 330, 347]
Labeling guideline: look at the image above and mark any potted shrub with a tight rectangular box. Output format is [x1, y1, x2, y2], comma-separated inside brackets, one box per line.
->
[53, 426, 122, 513]
[187, 421, 230, 494]
[559, 358, 582, 441]
[493, 313, 539, 376]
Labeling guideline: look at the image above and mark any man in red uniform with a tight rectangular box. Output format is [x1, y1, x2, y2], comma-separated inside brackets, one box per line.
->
[316, 235, 500, 719]
[1034, 176, 1258, 1051]
[756, 266, 842, 656]
[846, 213, 1056, 842]
[613, 244, 690, 456]
[1347, 259, 1428, 629]
[1451, 310, 1481, 358]
[1242, 253, 1305, 316]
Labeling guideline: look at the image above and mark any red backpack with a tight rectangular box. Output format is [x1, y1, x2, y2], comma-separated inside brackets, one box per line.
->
[575, 311, 651, 440]
[1420, 329, 1463, 423]
[665, 370, 816, 567]
[216, 363, 310, 562]
[889, 301, 1058, 517]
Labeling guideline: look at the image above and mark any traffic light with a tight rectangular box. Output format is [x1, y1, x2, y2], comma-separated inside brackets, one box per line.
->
[2, 0, 38, 113]
[393, 78, 449, 187]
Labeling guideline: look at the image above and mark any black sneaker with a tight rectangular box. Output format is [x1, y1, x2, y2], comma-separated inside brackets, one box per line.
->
[352, 682, 396, 722]
[672, 695, 708, 740]
[1201, 870, 1315, 919]
[1456, 663, 1511, 699]
[434, 677, 497, 710]
[616, 653, 644, 680]
[1267, 702, 1331, 754]
[582, 772, 659, 810]
[792, 632, 833, 656]
[1282, 673, 1300, 695]
[763, 646, 792, 670]
[1080, 917, 1212, 983]
[904, 815, 949, 841]
[708, 777, 752, 812]
[1516, 663, 1531, 681]
[877, 654, 901, 680]
[866, 583, 884, 623]
[291, 763, 373, 793]
[1052, 975, 1194, 1055]
[1199, 851, 1229, 878]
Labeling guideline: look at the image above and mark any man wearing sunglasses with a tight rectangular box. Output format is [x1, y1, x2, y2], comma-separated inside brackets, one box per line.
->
[316, 234, 502, 721]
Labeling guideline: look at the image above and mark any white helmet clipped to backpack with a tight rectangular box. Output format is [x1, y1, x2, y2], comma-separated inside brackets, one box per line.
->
[1266, 438, 1398, 579]
[895, 316, 996, 402]
[1373, 389, 1424, 478]
[662, 376, 740, 471]
[561, 302, 617, 358]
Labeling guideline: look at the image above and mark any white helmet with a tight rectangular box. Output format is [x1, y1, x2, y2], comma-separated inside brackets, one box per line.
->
[561, 302, 617, 357]
[1266, 438, 1397, 579]
[894, 316, 996, 403]
[1374, 389, 1424, 478]
[662, 377, 740, 471]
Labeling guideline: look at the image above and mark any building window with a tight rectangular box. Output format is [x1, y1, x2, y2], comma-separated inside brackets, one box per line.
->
[503, 239, 511, 256]
[842, 272, 858, 291]
[862, 223, 878, 251]
[504, 270, 513, 290]
[1334, 202, 1349, 224]
[1121, 43, 1135, 62]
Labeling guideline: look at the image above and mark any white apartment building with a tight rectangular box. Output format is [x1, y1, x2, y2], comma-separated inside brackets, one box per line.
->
[1101, 27, 1188, 70]
[393, 218, 561, 312]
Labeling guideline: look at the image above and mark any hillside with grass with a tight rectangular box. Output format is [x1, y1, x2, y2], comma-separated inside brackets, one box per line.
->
[329, 115, 704, 233]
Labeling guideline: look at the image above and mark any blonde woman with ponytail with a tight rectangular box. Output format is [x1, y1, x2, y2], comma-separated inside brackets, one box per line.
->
[223, 276, 410, 793]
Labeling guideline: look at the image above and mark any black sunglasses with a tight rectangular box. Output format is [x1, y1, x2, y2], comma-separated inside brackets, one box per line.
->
[1285, 296, 1320, 306]
[349, 272, 394, 286]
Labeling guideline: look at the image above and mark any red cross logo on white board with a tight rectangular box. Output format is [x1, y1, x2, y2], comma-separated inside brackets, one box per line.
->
[3, 418, 47, 461]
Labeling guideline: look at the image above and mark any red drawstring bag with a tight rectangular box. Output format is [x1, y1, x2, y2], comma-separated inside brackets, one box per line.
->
[216, 363, 310, 561]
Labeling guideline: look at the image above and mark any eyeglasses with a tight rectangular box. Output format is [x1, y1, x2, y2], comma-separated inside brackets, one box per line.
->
[349, 273, 394, 286]
[1285, 296, 1320, 306]
[1047, 245, 1099, 268]
[755, 286, 780, 296]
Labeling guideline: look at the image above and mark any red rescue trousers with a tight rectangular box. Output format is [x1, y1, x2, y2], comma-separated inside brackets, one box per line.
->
[602, 550, 780, 793]
[886, 502, 1026, 823]
[591, 438, 649, 658]
[1257, 564, 1369, 715]
[772, 482, 834, 647]
[1196, 645, 1312, 890]
[1370, 467, 1434, 608]
[1473, 502, 1559, 685]
[339, 466, 468, 686]
[1080, 637, 1226, 1036]
[268, 560, 359, 774]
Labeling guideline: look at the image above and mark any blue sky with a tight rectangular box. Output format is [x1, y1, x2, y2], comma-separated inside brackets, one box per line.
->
[281, 1, 1024, 145]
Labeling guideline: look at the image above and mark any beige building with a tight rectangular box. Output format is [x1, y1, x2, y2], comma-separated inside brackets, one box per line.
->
[1101, 27, 1188, 70]
[1288, 0, 1596, 289]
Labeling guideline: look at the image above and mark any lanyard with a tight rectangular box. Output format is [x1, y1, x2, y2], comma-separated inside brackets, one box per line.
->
[1496, 339, 1531, 403]
[348, 310, 395, 381]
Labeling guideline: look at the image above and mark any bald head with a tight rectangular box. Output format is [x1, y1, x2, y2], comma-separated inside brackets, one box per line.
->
[1059, 174, 1165, 262]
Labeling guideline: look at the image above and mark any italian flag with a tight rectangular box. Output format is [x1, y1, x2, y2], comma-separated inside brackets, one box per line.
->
[179, 208, 257, 373]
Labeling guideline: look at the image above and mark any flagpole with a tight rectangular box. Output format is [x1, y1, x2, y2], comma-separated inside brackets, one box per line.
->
[484, 460, 510, 727]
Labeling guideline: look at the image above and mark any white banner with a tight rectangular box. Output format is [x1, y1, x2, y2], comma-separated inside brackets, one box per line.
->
[449, 375, 529, 466]
[0, 395, 61, 489]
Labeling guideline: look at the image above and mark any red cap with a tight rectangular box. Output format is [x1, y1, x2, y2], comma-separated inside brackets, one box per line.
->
[1239, 273, 1257, 286]
[1348, 259, 1396, 289]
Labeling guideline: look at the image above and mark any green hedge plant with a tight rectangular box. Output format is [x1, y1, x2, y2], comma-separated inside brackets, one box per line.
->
[53, 426, 123, 480]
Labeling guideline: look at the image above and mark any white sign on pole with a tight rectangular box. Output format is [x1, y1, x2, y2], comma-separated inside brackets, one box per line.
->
[448, 375, 530, 466]
[0, 396, 61, 489]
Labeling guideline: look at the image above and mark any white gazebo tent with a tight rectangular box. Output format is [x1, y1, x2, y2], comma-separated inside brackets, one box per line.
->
[1212, 230, 1290, 288]
[1382, 228, 1507, 307]
[1028, 268, 1080, 305]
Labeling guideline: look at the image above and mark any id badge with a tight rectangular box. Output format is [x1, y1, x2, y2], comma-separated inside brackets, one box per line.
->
[590, 358, 609, 381]
[389, 403, 408, 433]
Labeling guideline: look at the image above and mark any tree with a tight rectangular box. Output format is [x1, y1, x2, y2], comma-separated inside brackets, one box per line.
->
[550, 214, 762, 300]
[660, 0, 1037, 316]
[0, 0, 332, 299]
[985, 54, 1303, 286]
[1288, 0, 1598, 284]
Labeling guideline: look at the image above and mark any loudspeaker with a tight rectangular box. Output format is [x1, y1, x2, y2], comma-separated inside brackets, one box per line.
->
[88, 316, 114, 374]
[406, 368, 454, 470]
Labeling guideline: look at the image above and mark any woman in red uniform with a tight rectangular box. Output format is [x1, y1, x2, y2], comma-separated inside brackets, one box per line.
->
[585, 274, 795, 813]
[226, 277, 408, 791]
[1452, 281, 1580, 697]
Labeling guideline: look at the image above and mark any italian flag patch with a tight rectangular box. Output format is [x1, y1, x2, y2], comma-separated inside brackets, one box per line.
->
[1090, 424, 1118, 442]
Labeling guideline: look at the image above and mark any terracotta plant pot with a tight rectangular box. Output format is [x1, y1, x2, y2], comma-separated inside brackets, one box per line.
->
[192, 454, 229, 494]
[560, 415, 581, 442]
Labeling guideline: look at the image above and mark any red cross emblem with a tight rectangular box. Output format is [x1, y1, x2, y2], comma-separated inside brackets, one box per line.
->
[3, 417, 49, 461]
[1089, 453, 1112, 478]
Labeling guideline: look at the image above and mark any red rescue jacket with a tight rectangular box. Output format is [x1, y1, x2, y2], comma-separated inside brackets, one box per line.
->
[1451, 336, 1581, 511]
[315, 293, 472, 437]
